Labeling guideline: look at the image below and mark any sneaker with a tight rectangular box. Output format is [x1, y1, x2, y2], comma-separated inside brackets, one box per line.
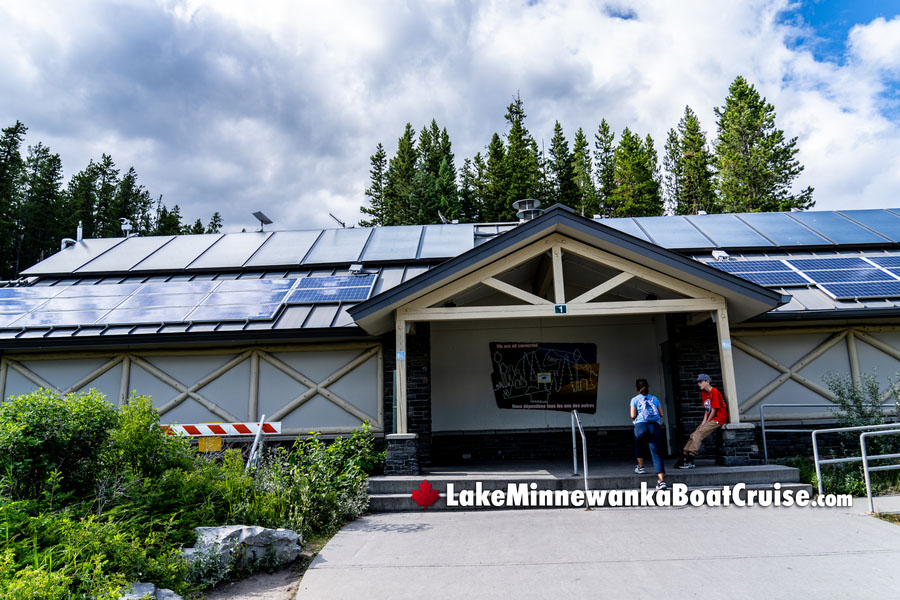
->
[634, 465, 646, 474]
[656, 481, 668, 490]
[673, 457, 685, 468]
[677, 461, 695, 470]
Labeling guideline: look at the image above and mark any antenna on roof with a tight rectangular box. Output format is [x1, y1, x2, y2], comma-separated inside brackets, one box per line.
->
[438, 210, 449, 224]
[253, 211, 273, 232]
[119, 218, 133, 238]
[328, 213, 347, 228]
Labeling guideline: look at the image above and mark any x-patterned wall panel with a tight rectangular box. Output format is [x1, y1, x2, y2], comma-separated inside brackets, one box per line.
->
[732, 326, 900, 419]
[1, 343, 383, 436]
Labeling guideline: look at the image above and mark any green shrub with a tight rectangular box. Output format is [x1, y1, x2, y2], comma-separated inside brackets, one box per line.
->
[0, 389, 379, 596]
[0, 389, 118, 499]
[108, 394, 194, 479]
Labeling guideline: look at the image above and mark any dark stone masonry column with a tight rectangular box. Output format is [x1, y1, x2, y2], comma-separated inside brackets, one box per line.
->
[716, 423, 764, 466]
[384, 433, 419, 475]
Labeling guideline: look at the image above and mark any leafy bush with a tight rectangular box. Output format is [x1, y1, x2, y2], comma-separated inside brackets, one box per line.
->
[0, 389, 118, 499]
[0, 389, 380, 597]
[807, 371, 900, 495]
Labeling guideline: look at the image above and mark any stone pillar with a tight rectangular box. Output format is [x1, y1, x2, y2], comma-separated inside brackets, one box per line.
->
[716, 423, 763, 466]
[384, 433, 419, 475]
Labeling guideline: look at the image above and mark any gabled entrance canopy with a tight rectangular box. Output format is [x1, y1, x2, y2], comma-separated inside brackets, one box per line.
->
[349, 205, 787, 432]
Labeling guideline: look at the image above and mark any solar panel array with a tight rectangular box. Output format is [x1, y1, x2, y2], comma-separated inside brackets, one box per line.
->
[0, 274, 377, 329]
[706, 256, 900, 300]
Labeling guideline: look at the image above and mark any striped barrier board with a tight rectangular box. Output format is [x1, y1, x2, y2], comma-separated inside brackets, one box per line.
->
[162, 422, 282, 436]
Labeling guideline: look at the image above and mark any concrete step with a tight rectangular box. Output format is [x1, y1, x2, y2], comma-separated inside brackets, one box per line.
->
[368, 464, 800, 495]
[367, 463, 807, 512]
[368, 481, 813, 512]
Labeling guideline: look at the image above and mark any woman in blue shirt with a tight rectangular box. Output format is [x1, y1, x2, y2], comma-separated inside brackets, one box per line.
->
[630, 378, 667, 490]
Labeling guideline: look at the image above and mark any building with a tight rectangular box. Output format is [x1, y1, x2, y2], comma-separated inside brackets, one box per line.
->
[3, 205, 900, 473]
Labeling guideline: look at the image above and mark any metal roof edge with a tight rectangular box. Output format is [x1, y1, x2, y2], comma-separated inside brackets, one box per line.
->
[349, 206, 784, 330]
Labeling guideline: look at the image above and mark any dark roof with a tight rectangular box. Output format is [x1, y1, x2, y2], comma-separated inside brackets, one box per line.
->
[4, 207, 900, 348]
[349, 205, 786, 334]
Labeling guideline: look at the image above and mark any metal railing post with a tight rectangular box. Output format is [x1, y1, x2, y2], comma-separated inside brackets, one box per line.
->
[246, 413, 267, 472]
[571, 411, 578, 475]
[861, 433, 874, 514]
[761, 406, 768, 464]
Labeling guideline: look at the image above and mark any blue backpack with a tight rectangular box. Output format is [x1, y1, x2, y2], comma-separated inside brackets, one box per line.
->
[638, 395, 660, 421]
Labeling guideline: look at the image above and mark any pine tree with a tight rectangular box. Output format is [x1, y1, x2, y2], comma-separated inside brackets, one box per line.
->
[608, 128, 663, 217]
[547, 121, 578, 208]
[502, 94, 541, 215]
[152, 200, 183, 235]
[93, 154, 120, 238]
[593, 119, 616, 217]
[457, 158, 481, 222]
[17, 143, 65, 272]
[206, 212, 223, 233]
[664, 106, 718, 215]
[384, 124, 418, 225]
[113, 167, 154, 235]
[360, 143, 389, 226]
[482, 133, 508, 221]
[66, 161, 100, 240]
[714, 76, 814, 212]
[571, 128, 596, 216]
[0, 121, 27, 278]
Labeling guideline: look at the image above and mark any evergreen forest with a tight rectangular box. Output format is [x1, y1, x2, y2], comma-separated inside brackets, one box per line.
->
[0, 123, 222, 280]
[360, 76, 815, 226]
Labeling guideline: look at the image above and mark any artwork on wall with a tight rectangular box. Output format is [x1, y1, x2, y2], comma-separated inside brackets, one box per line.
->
[489, 342, 599, 413]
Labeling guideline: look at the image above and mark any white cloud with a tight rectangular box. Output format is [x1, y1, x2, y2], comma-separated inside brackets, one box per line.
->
[848, 16, 900, 73]
[1, 0, 900, 232]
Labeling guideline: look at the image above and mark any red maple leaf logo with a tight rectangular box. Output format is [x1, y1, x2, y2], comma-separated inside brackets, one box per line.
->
[411, 480, 440, 509]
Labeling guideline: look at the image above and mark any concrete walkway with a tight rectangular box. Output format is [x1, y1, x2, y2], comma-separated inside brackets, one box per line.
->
[298, 495, 900, 599]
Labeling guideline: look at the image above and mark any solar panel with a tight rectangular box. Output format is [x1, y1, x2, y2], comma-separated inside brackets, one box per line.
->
[866, 256, 900, 268]
[134, 281, 219, 295]
[286, 274, 376, 304]
[116, 293, 210, 309]
[40, 296, 127, 311]
[819, 282, 900, 300]
[200, 291, 290, 306]
[788, 211, 890, 245]
[786, 257, 870, 270]
[0, 287, 66, 299]
[708, 260, 787, 272]
[361, 225, 423, 262]
[801, 269, 897, 284]
[419, 224, 476, 259]
[97, 307, 193, 325]
[737, 213, 832, 246]
[685, 214, 774, 248]
[214, 278, 297, 292]
[840, 210, 900, 242]
[734, 271, 809, 286]
[634, 216, 713, 249]
[287, 287, 371, 303]
[8, 310, 110, 327]
[56, 283, 144, 297]
[186, 304, 281, 322]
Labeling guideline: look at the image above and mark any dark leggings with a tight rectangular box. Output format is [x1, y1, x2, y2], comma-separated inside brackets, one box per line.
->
[634, 421, 666, 474]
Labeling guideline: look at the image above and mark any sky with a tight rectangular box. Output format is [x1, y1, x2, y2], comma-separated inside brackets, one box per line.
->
[2, 0, 900, 233]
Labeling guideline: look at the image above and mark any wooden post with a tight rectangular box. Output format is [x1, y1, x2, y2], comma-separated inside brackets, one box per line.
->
[396, 314, 408, 434]
[847, 330, 861, 388]
[0, 358, 7, 401]
[715, 307, 740, 423]
[249, 350, 260, 421]
[119, 355, 131, 405]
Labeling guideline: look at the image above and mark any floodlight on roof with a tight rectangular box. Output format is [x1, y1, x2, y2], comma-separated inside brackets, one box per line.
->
[253, 211, 273, 232]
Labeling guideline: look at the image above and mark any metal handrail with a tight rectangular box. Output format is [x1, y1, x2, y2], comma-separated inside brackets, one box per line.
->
[812, 422, 900, 496]
[571, 410, 590, 505]
[246, 414, 267, 472]
[760, 403, 893, 463]
[860, 429, 900, 513]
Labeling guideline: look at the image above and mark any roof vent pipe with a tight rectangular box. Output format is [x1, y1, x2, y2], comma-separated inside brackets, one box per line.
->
[512, 198, 543, 223]
[76, 221, 83, 242]
[60, 238, 76, 251]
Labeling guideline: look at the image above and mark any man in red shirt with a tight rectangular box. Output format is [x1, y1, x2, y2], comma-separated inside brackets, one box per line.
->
[675, 373, 727, 469]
